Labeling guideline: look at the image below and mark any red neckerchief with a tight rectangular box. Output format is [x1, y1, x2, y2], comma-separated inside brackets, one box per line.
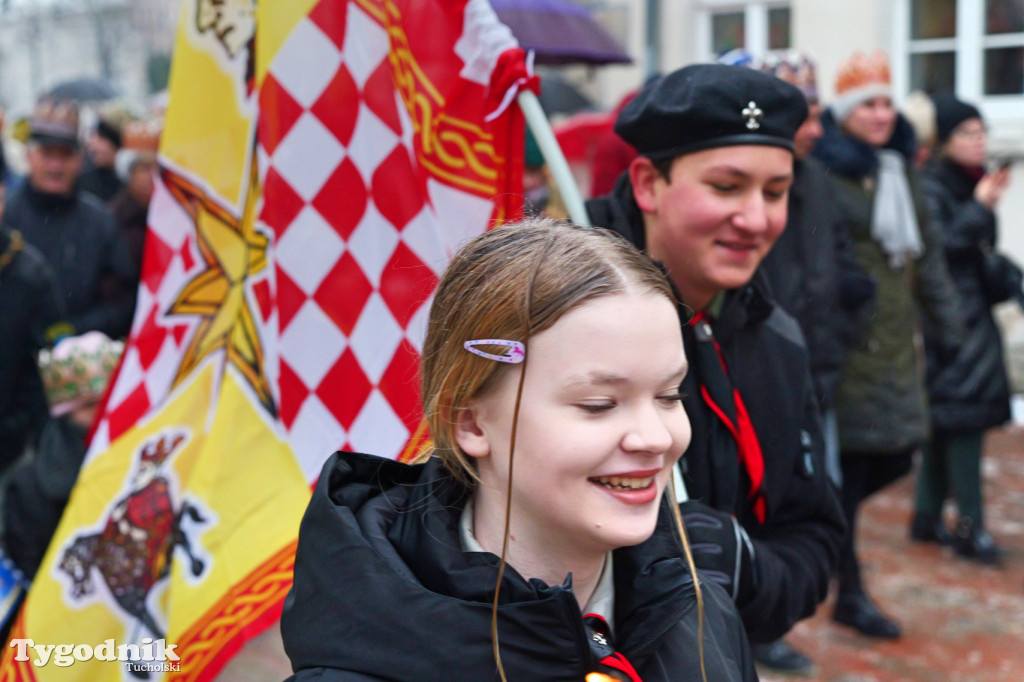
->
[689, 310, 767, 523]
[583, 614, 642, 682]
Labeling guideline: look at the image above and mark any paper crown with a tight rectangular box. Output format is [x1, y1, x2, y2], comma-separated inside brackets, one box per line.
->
[122, 119, 162, 152]
[835, 51, 891, 95]
[761, 51, 819, 102]
[39, 332, 124, 417]
[28, 98, 81, 147]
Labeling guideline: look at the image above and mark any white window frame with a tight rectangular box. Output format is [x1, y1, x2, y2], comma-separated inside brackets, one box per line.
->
[696, 0, 792, 63]
[893, 0, 1024, 123]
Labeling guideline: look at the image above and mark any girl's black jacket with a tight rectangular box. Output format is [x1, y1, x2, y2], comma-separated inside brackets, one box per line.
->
[920, 159, 1012, 432]
[282, 451, 757, 681]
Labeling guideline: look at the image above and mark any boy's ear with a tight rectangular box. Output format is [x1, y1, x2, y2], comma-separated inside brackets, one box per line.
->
[629, 155, 664, 214]
[454, 405, 490, 459]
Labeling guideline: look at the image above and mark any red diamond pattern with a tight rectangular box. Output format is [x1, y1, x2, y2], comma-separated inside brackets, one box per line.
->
[311, 64, 360, 147]
[276, 266, 307, 332]
[316, 349, 371, 430]
[172, 324, 188, 345]
[378, 338, 422, 432]
[135, 304, 168, 369]
[261, 167, 306, 239]
[312, 158, 366, 241]
[95, 0, 510, 477]
[278, 360, 309, 429]
[259, 75, 304, 156]
[364, 61, 402, 135]
[180, 235, 195, 272]
[252, 279, 273, 322]
[142, 233, 173, 294]
[308, 0, 349, 50]
[313, 251, 373, 336]
[379, 242, 437, 328]
[108, 383, 150, 440]
[372, 147, 424, 230]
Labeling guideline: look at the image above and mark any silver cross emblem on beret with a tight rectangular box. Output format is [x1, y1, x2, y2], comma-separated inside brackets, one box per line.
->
[742, 101, 764, 130]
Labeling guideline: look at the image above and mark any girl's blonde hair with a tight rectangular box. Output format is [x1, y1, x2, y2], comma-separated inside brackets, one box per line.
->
[418, 217, 705, 681]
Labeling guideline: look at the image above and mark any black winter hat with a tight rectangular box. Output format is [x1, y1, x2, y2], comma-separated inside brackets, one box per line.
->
[95, 118, 123, 148]
[933, 93, 982, 144]
[614, 63, 808, 160]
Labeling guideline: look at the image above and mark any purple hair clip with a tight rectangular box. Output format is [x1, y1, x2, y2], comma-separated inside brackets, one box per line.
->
[463, 339, 525, 364]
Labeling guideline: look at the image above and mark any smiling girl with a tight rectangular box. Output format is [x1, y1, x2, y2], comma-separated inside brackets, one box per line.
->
[282, 218, 755, 681]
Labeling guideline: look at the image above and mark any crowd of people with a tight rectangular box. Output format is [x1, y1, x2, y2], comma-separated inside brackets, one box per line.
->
[0, 97, 156, 618]
[514, 49, 1020, 679]
[0, 42, 1020, 682]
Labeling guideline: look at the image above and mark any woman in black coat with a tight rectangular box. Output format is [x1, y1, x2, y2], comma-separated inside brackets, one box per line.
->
[283, 219, 756, 681]
[913, 95, 1014, 564]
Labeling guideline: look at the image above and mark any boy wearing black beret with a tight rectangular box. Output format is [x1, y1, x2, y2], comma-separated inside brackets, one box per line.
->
[587, 63, 845, 646]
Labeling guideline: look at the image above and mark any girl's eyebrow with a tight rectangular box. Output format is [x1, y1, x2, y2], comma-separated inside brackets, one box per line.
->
[563, 371, 628, 388]
[562, 361, 689, 388]
[667, 361, 689, 383]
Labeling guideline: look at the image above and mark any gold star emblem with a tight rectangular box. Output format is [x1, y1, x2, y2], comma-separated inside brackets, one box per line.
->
[162, 162, 276, 417]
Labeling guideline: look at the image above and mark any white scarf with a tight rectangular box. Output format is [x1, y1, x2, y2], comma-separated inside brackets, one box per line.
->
[872, 150, 923, 269]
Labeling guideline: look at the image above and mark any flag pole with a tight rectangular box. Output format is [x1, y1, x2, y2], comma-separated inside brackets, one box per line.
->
[516, 90, 591, 227]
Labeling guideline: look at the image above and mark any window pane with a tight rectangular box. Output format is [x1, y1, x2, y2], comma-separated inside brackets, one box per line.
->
[768, 7, 792, 49]
[712, 12, 745, 56]
[984, 47, 1024, 93]
[986, 0, 1024, 34]
[910, 51, 956, 93]
[911, 0, 957, 39]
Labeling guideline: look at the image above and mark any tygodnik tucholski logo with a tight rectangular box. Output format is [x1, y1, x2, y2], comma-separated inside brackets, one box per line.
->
[9, 637, 180, 672]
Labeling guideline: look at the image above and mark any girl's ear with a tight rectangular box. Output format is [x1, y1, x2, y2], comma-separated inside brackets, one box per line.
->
[454, 405, 490, 459]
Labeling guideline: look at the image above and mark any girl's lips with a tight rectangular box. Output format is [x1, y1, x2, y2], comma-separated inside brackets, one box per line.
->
[588, 468, 663, 505]
[590, 479, 660, 505]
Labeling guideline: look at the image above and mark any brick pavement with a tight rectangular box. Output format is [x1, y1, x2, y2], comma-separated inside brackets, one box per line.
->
[763, 425, 1024, 682]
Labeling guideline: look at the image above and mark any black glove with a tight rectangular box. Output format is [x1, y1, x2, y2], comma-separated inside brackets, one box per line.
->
[679, 500, 757, 605]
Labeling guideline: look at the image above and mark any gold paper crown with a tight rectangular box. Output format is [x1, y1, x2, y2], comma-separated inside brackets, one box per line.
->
[835, 51, 891, 96]
[122, 119, 162, 152]
[38, 332, 124, 417]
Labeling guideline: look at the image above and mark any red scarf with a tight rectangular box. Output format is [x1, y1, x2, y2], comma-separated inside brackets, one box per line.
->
[689, 311, 767, 523]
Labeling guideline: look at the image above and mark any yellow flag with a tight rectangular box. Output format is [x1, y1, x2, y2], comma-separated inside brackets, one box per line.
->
[2, 0, 526, 678]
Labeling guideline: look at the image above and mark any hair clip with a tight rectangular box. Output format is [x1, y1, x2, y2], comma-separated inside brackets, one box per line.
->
[463, 339, 525, 364]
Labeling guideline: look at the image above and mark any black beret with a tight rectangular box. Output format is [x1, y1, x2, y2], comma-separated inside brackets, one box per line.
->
[614, 63, 808, 160]
[932, 93, 982, 144]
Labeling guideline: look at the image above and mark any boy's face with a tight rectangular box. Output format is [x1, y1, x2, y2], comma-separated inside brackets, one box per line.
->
[631, 144, 794, 309]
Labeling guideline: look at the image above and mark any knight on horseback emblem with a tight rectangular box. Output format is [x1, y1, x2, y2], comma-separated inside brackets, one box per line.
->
[59, 430, 209, 647]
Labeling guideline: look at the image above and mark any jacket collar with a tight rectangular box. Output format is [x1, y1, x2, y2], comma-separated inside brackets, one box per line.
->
[813, 109, 918, 180]
[927, 157, 981, 201]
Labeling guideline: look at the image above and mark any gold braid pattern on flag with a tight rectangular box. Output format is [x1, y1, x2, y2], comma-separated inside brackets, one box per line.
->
[397, 418, 432, 463]
[358, 0, 505, 197]
[167, 540, 297, 681]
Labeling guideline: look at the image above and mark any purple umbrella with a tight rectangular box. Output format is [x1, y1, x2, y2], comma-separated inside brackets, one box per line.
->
[490, 0, 632, 65]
